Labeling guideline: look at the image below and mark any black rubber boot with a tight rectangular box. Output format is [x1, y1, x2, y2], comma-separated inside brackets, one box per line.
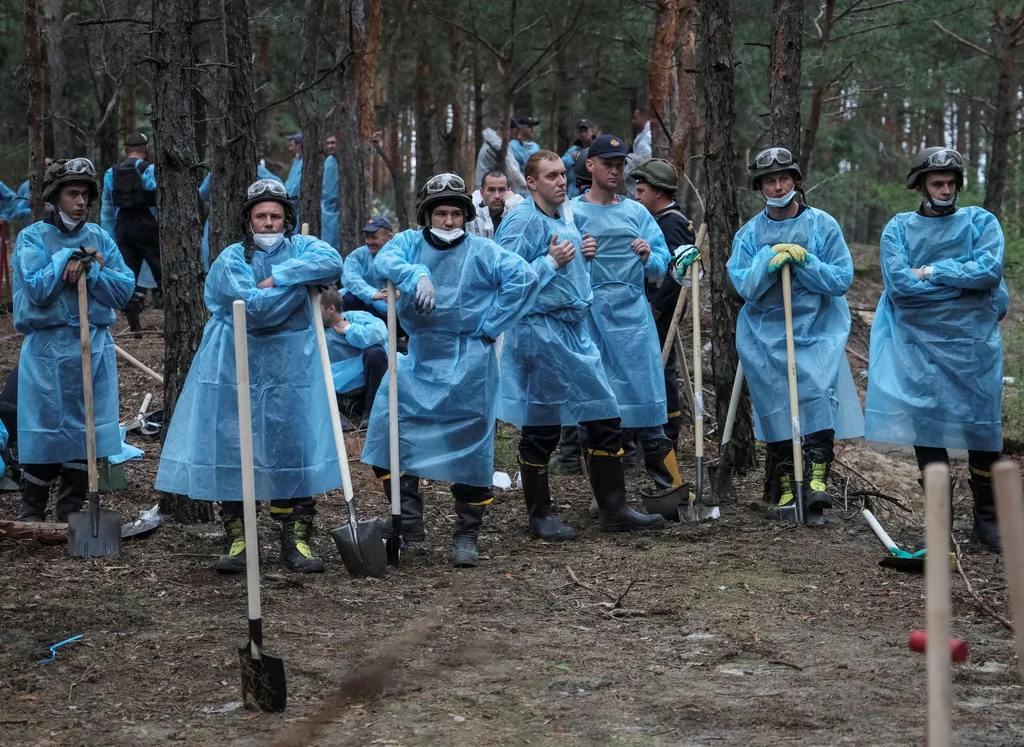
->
[549, 426, 583, 475]
[621, 430, 639, 471]
[589, 453, 665, 532]
[969, 474, 1001, 552]
[642, 438, 684, 491]
[520, 459, 576, 541]
[54, 468, 87, 522]
[803, 445, 833, 513]
[214, 516, 248, 574]
[381, 474, 425, 542]
[17, 475, 54, 522]
[452, 501, 485, 567]
[279, 516, 326, 573]
[124, 295, 144, 336]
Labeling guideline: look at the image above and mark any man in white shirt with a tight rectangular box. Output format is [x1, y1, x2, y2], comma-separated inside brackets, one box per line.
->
[467, 170, 524, 239]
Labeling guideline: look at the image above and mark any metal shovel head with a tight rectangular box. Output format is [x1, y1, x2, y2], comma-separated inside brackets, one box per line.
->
[708, 457, 735, 500]
[238, 641, 287, 712]
[68, 492, 122, 558]
[641, 483, 689, 522]
[879, 555, 924, 573]
[331, 516, 387, 578]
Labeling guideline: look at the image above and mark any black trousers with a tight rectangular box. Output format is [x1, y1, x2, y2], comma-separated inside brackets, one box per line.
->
[914, 447, 999, 478]
[220, 496, 316, 521]
[115, 212, 162, 297]
[766, 429, 835, 462]
[360, 344, 388, 416]
[520, 418, 622, 465]
[370, 465, 492, 505]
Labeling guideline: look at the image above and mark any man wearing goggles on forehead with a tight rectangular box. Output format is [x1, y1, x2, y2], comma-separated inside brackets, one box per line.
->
[157, 178, 344, 575]
[11, 158, 135, 524]
[727, 146, 863, 521]
[866, 147, 1008, 553]
[360, 173, 541, 568]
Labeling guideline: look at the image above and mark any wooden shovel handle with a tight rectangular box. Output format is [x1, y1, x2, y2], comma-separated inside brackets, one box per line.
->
[993, 460, 1024, 696]
[77, 274, 98, 494]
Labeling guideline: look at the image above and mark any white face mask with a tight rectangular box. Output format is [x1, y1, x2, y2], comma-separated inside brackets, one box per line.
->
[764, 188, 798, 208]
[58, 210, 82, 230]
[930, 194, 956, 207]
[429, 227, 465, 243]
[253, 232, 284, 250]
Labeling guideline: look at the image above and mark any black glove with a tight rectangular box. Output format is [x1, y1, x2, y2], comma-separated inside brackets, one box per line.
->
[71, 246, 98, 267]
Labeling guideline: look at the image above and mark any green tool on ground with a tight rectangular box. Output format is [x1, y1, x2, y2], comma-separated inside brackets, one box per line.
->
[68, 273, 122, 558]
[862, 508, 955, 573]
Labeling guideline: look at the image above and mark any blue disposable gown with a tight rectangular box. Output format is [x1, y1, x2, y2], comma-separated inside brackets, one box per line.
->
[12, 181, 31, 222]
[0, 180, 17, 222]
[326, 310, 387, 393]
[0, 419, 7, 469]
[156, 234, 345, 501]
[496, 198, 620, 426]
[13, 221, 136, 463]
[509, 139, 540, 170]
[573, 195, 670, 427]
[285, 158, 303, 215]
[361, 229, 540, 487]
[321, 155, 340, 250]
[865, 207, 1007, 451]
[199, 166, 282, 269]
[561, 145, 582, 200]
[728, 207, 864, 443]
[342, 245, 388, 315]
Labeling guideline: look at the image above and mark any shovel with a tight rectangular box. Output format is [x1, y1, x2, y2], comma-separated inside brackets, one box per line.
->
[232, 299, 287, 713]
[384, 280, 403, 565]
[312, 287, 387, 579]
[68, 273, 122, 558]
[863, 508, 926, 572]
[122, 392, 153, 433]
[709, 362, 744, 500]
[771, 264, 806, 525]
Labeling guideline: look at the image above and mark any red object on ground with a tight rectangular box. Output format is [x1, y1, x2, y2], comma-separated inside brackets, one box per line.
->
[908, 629, 969, 663]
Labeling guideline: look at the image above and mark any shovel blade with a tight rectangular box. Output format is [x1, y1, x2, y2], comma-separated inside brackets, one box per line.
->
[641, 484, 688, 523]
[879, 555, 925, 573]
[238, 643, 287, 712]
[68, 493, 121, 558]
[331, 518, 387, 578]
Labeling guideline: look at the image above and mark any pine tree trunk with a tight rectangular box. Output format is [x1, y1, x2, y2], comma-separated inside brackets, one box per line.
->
[386, 50, 411, 229]
[698, 0, 756, 472]
[118, 0, 137, 140]
[769, 0, 803, 159]
[152, 0, 213, 524]
[984, 8, 1020, 218]
[208, 0, 258, 264]
[41, 0, 72, 157]
[24, 0, 46, 221]
[669, 0, 696, 186]
[414, 54, 436, 187]
[335, 0, 371, 254]
[648, 0, 677, 155]
[296, 0, 326, 238]
[98, 0, 119, 169]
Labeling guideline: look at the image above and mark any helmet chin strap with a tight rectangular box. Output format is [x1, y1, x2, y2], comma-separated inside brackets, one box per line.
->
[924, 188, 957, 216]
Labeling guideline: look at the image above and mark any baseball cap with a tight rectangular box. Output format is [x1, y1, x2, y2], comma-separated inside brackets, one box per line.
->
[515, 113, 539, 127]
[125, 132, 148, 147]
[362, 215, 393, 233]
[286, 133, 303, 143]
[587, 134, 628, 159]
[576, 119, 593, 129]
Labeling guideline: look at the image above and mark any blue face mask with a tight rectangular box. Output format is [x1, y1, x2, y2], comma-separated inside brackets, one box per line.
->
[765, 188, 797, 208]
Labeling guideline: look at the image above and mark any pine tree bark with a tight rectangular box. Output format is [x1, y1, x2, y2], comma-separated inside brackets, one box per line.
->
[41, 0, 72, 157]
[698, 0, 756, 471]
[769, 0, 803, 159]
[413, 53, 436, 187]
[669, 0, 696, 188]
[24, 0, 46, 221]
[801, 0, 833, 174]
[386, 46, 411, 229]
[296, 0, 326, 238]
[98, 0, 120, 168]
[152, 0, 213, 523]
[118, 0, 137, 140]
[984, 7, 1023, 218]
[648, 0, 677, 155]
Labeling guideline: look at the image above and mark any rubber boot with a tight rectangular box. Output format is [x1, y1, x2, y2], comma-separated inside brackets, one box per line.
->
[549, 426, 583, 475]
[54, 468, 87, 522]
[520, 459, 577, 541]
[804, 445, 833, 513]
[665, 413, 683, 452]
[589, 453, 665, 532]
[380, 474, 425, 542]
[125, 294, 144, 336]
[763, 457, 797, 515]
[452, 501, 485, 567]
[621, 430, 639, 471]
[642, 438, 684, 491]
[762, 453, 779, 505]
[969, 471, 1001, 552]
[214, 517, 248, 574]
[17, 474, 54, 522]
[278, 515, 326, 573]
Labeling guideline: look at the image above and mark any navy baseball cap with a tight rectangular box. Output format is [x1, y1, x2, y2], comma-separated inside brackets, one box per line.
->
[577, 119, 593, 129]
[362, 215, 393, 233]
[286, 132, 303, 143]
[515, 113, 539, 126]
[587, 134, 628, 159]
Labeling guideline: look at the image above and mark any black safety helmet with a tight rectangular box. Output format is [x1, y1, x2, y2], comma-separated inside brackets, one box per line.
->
[906, 147, 966, 190]
[749, 147, 802, 191]
[239, 178, 296, 237]
[416, 173, 476, 226]
[574, 147, 592, 191]
[42, 158, 99, 204]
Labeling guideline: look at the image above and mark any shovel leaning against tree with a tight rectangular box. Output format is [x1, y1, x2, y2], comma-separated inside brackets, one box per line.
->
[67, 273, 122, 558]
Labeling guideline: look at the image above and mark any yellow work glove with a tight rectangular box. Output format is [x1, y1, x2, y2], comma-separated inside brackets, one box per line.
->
[767, 251, 793, 273]
[770, 243, 809, 264]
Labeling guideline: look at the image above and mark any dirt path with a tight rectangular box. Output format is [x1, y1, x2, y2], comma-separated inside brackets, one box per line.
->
[2, 298, 1023, 746]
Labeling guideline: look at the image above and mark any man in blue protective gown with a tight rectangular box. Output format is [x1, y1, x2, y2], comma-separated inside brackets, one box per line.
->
[319, 287, 387, 428]
[497, 151, 666, 539]
[13, 158, 135, 522]
[156, 179, 344, 574]
[361, 174, 541, 567]
[508, 114, 541, 171]
[727, 147, 863, 518]
[321, 134, 340, 250]
[198, 162, 283, 270]
[561, 119, 595, 200]
[572, 135, 686, 505]
[284, 133, 303, 212]
[865, 147, 1007, 552]
[342, 214, 394, 322]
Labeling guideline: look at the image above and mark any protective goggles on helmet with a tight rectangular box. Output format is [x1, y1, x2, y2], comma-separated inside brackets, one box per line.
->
[424, 173, 466, 194]
[59, 158, 97, 179]
[247, 178, 289, 200]
[753, 147, 795, 170]
[921, 148, 964, 170]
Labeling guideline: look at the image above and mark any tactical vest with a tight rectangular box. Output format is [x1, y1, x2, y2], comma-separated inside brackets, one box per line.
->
[112, 159, 157, 211]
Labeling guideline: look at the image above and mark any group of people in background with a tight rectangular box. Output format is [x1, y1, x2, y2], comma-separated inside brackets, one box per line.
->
[1, 107, 1008, 576]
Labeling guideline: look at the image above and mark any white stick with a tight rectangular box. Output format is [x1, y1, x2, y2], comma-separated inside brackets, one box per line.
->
[691, 262, 703, 461]
[721, 362, 744, 445]
[387, 281, 401, 519]
[308, 287, 358, 514]
[138, 392, 153, 417]
[924, 462, 952, 747]
[861, 508, 899, 553]
[992, 460, 1024, 696]
[781, 265, 803, 523]
[232, 300, 261, 660]
[114, 344, 164, 384]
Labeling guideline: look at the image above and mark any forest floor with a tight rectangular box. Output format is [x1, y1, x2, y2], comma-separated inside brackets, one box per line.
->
[2, 255, 1024, 746]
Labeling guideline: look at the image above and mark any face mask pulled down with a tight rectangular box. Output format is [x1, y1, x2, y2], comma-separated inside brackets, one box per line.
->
[253, 232, 285, 250]
[58, 210, 83, 231]
[764, 188, 798, 209]
[429, 227, 465, 244]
